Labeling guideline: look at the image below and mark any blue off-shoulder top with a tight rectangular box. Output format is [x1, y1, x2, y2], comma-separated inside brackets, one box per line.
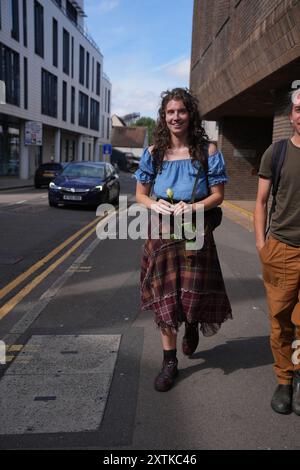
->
[134, 148, 228, 202]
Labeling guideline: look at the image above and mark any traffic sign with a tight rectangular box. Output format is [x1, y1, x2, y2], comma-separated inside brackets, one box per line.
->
[103, 144, 112, 155]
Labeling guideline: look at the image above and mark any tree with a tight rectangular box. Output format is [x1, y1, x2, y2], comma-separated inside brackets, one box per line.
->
[134, 117, 156, 145]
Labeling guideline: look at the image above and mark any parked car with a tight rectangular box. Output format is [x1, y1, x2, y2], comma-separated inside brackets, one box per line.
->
[34, 162, 66, 188]
[111, 149, 129, 171]
[125, 153, 140, 173]
[48, 161, 120, 208]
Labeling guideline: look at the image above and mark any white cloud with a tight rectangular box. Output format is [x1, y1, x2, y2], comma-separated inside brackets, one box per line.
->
[86, 0, 119, 14]
[165, 58, 191, 79]
[155, 57, 191, 80]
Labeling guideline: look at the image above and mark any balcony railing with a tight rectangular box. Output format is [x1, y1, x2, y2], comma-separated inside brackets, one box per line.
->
[102, 73, 111, 84]
[51, 0, 102, 55]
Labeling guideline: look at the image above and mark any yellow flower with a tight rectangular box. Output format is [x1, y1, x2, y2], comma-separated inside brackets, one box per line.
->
[166, 188, 174, 201]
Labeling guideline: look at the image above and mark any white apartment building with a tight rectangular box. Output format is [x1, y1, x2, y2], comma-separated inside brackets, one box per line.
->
[0, 0, 112, 179]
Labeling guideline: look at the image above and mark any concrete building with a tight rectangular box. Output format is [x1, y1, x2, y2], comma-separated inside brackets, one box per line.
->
[190, 0, 300, 199]
[0, 0, 111, 180]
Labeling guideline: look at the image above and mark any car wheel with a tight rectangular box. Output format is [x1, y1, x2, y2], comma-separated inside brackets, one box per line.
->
[49, 200, 58, 208]
[112, 184, 120, 205]
[101, 189, 109, 204]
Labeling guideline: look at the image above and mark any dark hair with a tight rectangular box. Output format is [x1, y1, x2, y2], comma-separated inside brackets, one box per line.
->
[152, 88, 209, 172]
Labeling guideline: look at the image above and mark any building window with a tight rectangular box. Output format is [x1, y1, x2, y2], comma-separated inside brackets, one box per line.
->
[96, 62, 101, 96]
[101, 116, 105, 138]
[107, 118, 110, 140]
[11, 0, 20, 41]
[82, 142, 85, 161]
[90, 99, 99, 131]
[86, 51, 90, 89]
[79, 45, 85, 85]
[63, 28, 70, 75]
[24, 57, 28, 109]
[107, 89, 111, 114]
[66, 0, 77, 25]
[23, 0, 27, 47]
[79, 91, 89, 128]
[71, 36, 74, 78]
[34, 1, 44, 58]
[53, 18, 58, 67]
[62, 81, 67, 121]
[0, 43, 20, 106]
[71, 86, 75, 124]
[92, 58, 94, 92]
[41, 69, 57, 118]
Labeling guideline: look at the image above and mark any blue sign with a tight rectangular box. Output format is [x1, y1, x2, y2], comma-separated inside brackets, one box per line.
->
[103, 144, 112, 155]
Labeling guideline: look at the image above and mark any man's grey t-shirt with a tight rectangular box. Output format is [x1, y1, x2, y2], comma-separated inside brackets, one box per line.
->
[259, 139, 300, 246]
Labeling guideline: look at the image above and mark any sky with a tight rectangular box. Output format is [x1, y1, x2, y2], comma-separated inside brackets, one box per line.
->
[84, 0, 194, 119]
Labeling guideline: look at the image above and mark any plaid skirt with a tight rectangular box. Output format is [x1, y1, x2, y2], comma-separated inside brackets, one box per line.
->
[140, 225, 232, 336]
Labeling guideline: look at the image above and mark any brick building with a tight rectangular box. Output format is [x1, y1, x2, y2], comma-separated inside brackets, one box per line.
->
[190, 0, 300, 199]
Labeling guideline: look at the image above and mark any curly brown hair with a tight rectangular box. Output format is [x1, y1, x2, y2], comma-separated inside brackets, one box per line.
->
[152, 88, 209, 173]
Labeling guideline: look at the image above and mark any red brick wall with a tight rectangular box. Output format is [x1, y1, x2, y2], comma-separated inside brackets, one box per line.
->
[219, 117, 273, 199]
[190, 0, 300, 116]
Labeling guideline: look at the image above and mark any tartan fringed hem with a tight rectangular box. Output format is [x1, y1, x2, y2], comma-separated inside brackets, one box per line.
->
[140, 228, 232, 334]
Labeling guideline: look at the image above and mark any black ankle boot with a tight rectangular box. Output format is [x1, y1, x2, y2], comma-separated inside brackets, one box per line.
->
[271, 384, 293, 414]
[182, 322, 199, 356]
[292, 371, 300, 416]
[154, 358, 178, 392]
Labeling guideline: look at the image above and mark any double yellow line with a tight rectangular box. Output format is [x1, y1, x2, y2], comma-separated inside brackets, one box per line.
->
[0, 216, 102, 320]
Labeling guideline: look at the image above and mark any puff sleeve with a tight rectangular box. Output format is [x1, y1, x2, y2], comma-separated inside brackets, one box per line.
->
[134, 148, 156, 184]
[207, 150, 228, 187]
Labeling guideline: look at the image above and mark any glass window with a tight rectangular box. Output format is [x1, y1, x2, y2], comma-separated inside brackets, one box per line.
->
[0, 42, 20, 106]
[63, 28, 70, 75]
[53, 18, 58, 67]
[34, 1, 44, 58]
[79, 45, 84, 85]
[41, 69, 57, 118]
[11, 0, 19, 41]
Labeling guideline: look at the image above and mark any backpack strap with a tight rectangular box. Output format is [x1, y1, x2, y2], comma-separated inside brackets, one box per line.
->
[266, 139, 288, 235]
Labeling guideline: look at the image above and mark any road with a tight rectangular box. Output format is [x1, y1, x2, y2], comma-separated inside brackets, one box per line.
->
[0, 173, 299, 450]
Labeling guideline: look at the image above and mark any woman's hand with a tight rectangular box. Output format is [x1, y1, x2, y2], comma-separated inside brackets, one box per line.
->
[173, 201, 192, 216]
[151, 199, 174, 215]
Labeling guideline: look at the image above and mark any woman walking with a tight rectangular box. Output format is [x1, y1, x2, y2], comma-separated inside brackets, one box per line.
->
[135, 88, 232, 392]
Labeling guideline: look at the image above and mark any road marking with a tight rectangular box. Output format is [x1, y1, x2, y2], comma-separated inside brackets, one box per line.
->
[0, 216, 102, 300]
[16, 200, 27, 204]
[0, 225, 97, 320]
[222, 201, 253, 219]
[0, 209, 117, 321]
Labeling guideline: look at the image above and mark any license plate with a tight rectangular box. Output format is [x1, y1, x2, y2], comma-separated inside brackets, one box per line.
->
[63, 195, 82, 201]
[43, 171, 54, 177]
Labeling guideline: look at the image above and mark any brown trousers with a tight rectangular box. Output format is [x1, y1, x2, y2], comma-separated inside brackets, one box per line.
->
[260, 236, 300, 384]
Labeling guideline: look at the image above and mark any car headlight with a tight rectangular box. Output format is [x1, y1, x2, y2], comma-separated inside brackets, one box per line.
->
[49, 182, 61, 190]
[93, 185, 103, 191]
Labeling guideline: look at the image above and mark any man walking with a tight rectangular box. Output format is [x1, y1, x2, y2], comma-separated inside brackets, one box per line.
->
[254, 88, 300, 415]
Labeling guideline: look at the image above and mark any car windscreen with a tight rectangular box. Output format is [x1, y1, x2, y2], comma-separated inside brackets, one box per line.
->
[61, 164, 105, 179]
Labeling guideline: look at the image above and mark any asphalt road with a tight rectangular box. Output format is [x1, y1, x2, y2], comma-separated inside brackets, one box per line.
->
[0, 173, 299, 450]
